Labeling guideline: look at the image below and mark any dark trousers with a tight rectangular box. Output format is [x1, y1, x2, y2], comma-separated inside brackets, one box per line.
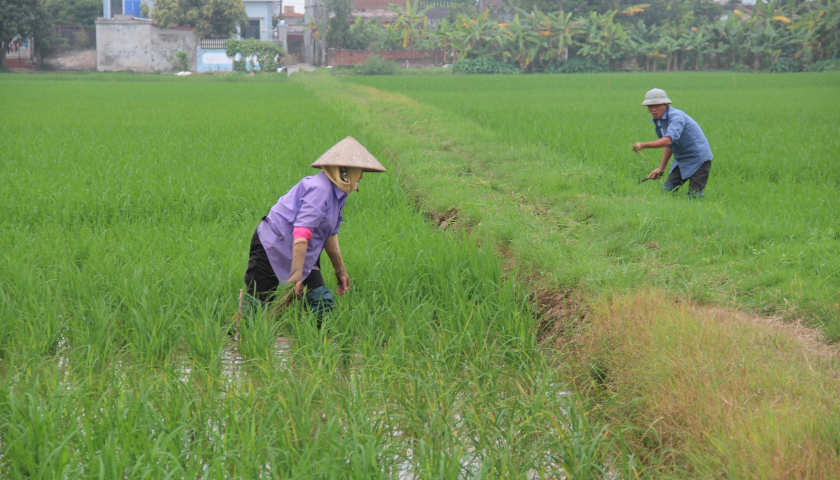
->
[663, 160, 711, 198]
[243, 224, 324, 303]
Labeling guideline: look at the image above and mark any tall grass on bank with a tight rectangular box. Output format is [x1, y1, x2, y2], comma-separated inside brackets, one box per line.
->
[576, 292, 840, 479]
[0, 75, 636, 477]
[344, 72, 840, 338]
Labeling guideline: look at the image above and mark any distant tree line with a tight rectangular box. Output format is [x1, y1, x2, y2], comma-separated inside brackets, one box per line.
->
[325, 0, 840, 72]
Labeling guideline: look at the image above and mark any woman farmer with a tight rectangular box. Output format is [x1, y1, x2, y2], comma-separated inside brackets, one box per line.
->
[243, 137, 386, 317]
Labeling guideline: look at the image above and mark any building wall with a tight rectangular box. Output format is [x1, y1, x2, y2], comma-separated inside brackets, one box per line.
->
[95, 15, 197, 72]
[285, 0, 305, 14]
[44, 49, 97, 71]
[327, 49, 445, 68]
[196, 48, 232, 72]
[244, 1, 278, 41]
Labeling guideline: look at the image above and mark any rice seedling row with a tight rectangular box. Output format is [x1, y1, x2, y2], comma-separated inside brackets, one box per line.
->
[0, 75, 631, 478]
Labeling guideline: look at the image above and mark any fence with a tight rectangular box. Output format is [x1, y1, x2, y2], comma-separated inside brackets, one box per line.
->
[201, 39, 286, 50]
[420, 0, 452, 7]
[200, 39, 227, 49]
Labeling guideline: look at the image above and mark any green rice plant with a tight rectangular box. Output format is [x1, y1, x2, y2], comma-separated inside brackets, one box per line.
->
[236, 303, 283, 365]
[0, 377, 80, 478]
[9, 291, 67, 362]
[125, 289, 182, 365]
[0, 73, 640, 478]
[66, 297, 119, 370]
[182, 300, 227, 373]
[0, 290, 14, 360]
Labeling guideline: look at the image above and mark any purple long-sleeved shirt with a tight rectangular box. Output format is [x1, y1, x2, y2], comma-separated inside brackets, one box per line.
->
[258, 172, 346, 282]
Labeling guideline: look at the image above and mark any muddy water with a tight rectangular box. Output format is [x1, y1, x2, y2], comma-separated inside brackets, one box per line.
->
[218, 336, 291, 382]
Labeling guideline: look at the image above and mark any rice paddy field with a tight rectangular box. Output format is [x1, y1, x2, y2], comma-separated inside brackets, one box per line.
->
[0, 74, 634, 478]
[346, 72, 840, 338]
[1, 71, 839, 478]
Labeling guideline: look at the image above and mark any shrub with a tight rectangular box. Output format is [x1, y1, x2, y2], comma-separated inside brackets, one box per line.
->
[171, 50, 189, 71]
[452, 58, 520, 74]
[806, 58, 840, 72]
[354, 55, 398, 75]
[226, 39, 282, 73]
[545, 57, 609, 74]
[767, 57, 804, 73]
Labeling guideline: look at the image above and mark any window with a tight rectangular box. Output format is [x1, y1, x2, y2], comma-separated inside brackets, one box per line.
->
[284, 5, 295, 14]
[244, 20, 260, 40]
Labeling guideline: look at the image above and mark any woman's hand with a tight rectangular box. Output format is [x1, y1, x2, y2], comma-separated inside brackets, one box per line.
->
[336, 273, 350, 296]
[294, 281, 304, 298]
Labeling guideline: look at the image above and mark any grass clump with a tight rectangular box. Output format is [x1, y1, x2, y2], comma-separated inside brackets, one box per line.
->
[354, 55, 398, 75]
[452, 57, 521, 74]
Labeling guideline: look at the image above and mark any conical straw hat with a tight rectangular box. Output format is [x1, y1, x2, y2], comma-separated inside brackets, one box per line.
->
[311, 137, 386, 172]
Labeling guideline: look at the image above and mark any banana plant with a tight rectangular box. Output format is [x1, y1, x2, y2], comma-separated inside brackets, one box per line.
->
[627, 19, 659, 70]
[388, 0, 433, 50]
[433, 18, 459, 63]
[452, 9, 506, 61]
[791, 0, 840, 61]
[514, 8, 585, 66]
[685, 25, 714, 71]
[721, 14, 746, 67]
[501, 12, 543, 71]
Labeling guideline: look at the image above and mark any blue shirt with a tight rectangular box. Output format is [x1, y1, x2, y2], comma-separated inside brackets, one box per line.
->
[258, 172, 346, 283]
[653, 106, 713, 179]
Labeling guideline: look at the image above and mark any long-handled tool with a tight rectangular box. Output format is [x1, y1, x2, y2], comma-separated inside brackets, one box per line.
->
[630, 144, 661, 184]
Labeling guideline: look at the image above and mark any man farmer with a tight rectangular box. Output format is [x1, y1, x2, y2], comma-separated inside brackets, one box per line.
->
[243, 136, 386, 318]
[633, 88, 713, 198]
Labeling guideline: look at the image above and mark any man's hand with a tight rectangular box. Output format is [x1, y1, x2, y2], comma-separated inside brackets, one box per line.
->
[632, 142, 644, 152]
[648, 167, 665, 180]
[294, 281, 304, 298]
[336, 272, 350, 296]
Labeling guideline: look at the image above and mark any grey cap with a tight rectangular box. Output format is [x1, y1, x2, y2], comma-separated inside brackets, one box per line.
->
[641, 88, 672, 106]
[310, 136, 386, 172]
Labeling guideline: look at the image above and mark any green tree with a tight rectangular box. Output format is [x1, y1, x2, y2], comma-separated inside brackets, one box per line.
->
[1, 0, 36, 70]
[388, 0, 434, 49]
[791, 0, 840, 61]
[447, 0, 475, 22]
[0, 0, 62, 70]
[502, 12, 542, 70]
[44, 0, 101, 30]
[451, 10, 506, 60]
[325, 0, 354, 48]
[152, 0, 246, 38]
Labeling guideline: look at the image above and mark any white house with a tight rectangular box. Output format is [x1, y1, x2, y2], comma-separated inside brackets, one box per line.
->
[102, 0, 285, 46]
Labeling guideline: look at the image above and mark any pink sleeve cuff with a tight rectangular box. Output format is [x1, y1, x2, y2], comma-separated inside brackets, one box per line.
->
[293, 227, 313, 242]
